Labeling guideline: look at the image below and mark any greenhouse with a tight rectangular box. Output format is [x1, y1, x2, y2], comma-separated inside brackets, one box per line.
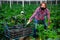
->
[0, 0, 60, 40]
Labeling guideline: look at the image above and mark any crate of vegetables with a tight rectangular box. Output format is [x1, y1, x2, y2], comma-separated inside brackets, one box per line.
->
[4, 24, 34, 39]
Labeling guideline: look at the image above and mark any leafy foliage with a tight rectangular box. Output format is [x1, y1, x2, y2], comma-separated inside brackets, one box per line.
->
[0, 3, 60, 39]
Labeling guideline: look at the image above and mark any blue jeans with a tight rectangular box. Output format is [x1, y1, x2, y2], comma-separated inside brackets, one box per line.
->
[33, 19, 48, 38]
[34, 19, 48, 29]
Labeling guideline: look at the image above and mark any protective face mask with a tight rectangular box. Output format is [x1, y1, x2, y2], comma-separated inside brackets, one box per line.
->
[40, 7, 46, 10]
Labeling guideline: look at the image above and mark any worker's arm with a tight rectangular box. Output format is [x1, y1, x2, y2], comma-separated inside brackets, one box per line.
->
[47, 9, 50, 25]
[27, 7, 40, 25]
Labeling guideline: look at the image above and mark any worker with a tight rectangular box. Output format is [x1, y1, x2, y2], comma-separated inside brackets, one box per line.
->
[27, 2, 50, 38]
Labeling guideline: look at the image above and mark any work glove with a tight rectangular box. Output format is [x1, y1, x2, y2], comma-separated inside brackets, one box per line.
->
[24, 20, 31, 27]
[27, 20, 31, 25]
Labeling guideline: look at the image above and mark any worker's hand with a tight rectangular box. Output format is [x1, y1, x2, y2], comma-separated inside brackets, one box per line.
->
[48, 20, 51, 26]
[27, 20, 31, 25]
[48, 22, 50, 29]
[48, 26, 50, 29]
[48, 21, 51, 29]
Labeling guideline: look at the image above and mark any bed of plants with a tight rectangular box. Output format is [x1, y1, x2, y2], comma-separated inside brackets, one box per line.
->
[0, 3, 60, 40]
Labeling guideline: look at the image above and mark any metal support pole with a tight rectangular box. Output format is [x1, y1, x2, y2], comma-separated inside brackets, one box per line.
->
[10, 0, 12, 8]
[17, 0, 18, 5]
[56, 0, 57, 5]
[7, 0, 8, 4]
[36, 1, 38, 5]
[12, 0, 13, 5]
[29, 0, 30, 5]
[0, 0, 1, 6]
[22, 0, 24, 11]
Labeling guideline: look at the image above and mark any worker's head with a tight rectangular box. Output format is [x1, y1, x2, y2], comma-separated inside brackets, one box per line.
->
[40, 2, 47, 10]
[20, 11, 24, 15]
